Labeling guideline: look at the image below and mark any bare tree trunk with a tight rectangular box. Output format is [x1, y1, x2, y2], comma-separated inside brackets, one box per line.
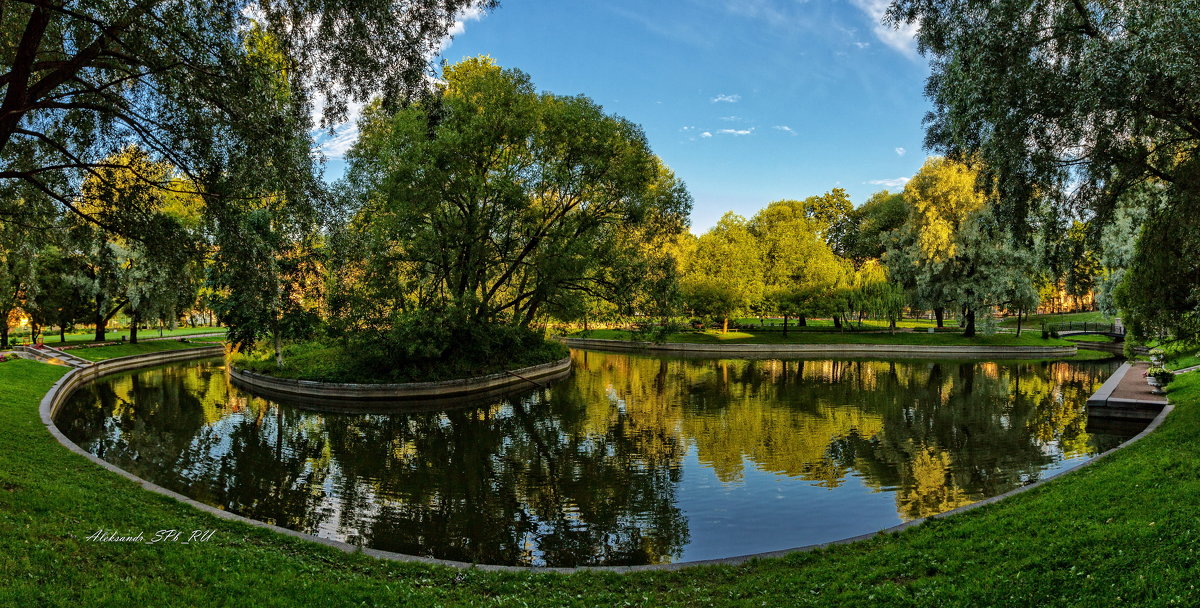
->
[94, 294, 106, 341]
[129, 311, 139, 344]
[935, 307, 945, 328]
[783, 314, 789, 337]
[963, 309, 977, 337]
[1016, 308, 1024, 337]
[722, 316, 729, 333]
[274, 328, 283, 367]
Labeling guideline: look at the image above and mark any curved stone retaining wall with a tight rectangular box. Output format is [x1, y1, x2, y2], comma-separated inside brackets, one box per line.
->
[227, 356, 572, 405]
[562, 337, 1077, 358]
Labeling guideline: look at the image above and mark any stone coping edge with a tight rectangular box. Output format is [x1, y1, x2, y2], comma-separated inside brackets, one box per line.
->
[38, 346, 1169, 574]
[562, 337, 1077, 358]
[227, 356, 572, 402]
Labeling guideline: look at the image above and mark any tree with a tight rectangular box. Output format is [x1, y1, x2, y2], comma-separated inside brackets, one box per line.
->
[843, 190, 908, 263]
[337, 57, 691, 337]
[72, 147, 203, 341]
[681, 213, 763, 333]
[749, 200, 848, 331]
[0, 0, 492, 237]
[887, 157, 1038, 336]
[29, 243, 91, 343]
[888, 0, 1200, 340]
[886, 157, 985, 328]
[0, 205, 40, 347]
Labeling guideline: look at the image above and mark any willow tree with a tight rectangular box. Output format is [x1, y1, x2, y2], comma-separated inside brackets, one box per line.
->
[0, 0, 492, 229]
[887, 157, 1038, 336]
[889, 0, 1200, 341]
[336, 57, 691, 337]
[72, 147, 203, 342]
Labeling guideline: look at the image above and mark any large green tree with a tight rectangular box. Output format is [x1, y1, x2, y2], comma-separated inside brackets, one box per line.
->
[843, 190, 908, 263]
[749, 199, 848, 331]
[681, 213, 764, 333]
[71, 147, 204, 342]
[887, 157, 1038, 336]
[888, 0, 1200, 341]
[337, 57, 691, 335]
[0, 0, 491, 232]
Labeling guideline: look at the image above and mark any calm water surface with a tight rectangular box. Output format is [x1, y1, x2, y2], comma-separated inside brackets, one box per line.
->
[55, 350, 1139, 567]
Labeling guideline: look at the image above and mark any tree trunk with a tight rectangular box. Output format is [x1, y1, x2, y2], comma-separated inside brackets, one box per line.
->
[94, 313, 106, 341]
[798, 316, 807, 327]
[935, 308, 945, 328]
[833, 315, 842, 330]
[129, 311, 139, 344]
[722, 316, 729, 333]
[783, 314, 789, 337]
[59, 325, 65, 343]
[0, 322, 8, 348]
[274, 329, 283, 367]
[1016, 308, 1024, 337]
[963, 309, 977, 337]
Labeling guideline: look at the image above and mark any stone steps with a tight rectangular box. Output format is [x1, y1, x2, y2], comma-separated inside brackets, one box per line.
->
[16, 345, 92, 368]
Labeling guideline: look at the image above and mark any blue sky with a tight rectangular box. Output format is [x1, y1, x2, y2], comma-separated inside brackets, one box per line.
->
[318, 0, 932, 233]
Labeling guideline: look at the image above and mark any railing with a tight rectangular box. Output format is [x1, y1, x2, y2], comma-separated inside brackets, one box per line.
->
[1049, 321, 1125, 335]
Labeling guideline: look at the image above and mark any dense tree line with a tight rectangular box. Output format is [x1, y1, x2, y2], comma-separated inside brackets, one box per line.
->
[675, 157, 1070, 337]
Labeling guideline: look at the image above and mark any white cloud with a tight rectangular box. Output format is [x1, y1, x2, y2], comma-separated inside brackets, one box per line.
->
[895, 147, 906, 156]
[438, 5, 487, 53]
[850, 0, 919, 60]
[719, 115, 741, 121]
[773, 125, 797, 136]
[681, 126, 696, 132]
[711, 93, 741, 103]
[717, 128, 753, 136]
[700, 131, 713, 138]
[854, 41, 870, 49]
[868, 177, 911, 188]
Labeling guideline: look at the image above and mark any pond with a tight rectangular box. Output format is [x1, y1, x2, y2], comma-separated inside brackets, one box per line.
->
[54, 350, 1142, 567]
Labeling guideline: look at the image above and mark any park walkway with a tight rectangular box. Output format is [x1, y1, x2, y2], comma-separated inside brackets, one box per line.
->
[1088, 361, 1169, 421]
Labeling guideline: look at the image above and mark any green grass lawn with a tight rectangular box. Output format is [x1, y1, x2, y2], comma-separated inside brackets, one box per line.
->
[11, 326, 226, 347]
[71, 340, 221, 362]
[569, 328, 1073, 347]
[4, 357, 1200, 606]
[998, 310, 1113, 329]
[1168, 353, 1200, 371]
[1064, 334, 1116, 343]
[732, 317, 941, 330]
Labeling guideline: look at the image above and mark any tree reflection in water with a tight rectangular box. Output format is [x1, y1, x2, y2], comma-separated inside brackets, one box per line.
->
[56, 352, 1135, 566]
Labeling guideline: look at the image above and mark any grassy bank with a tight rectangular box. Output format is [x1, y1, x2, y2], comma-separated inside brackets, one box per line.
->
[1064, 334, 1116, 343]
[71, 339, 222, 362]
[5, 357, 1200, 606]
[998, 310, 1113, 329]
[568, 328, 1073, 348]
[731, 317, 940, 330]
[9, 326, 225, 347]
